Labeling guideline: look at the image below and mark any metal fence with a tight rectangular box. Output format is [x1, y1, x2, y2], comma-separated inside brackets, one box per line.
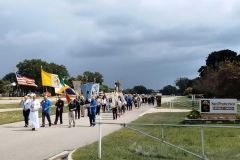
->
[96, 120, 240, 160]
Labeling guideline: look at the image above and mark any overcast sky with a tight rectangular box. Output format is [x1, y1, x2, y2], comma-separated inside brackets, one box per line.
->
[1, 0, 240, 89]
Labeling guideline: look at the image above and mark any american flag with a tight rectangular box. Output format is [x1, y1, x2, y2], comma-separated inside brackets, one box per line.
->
[16, 72, 38, 87]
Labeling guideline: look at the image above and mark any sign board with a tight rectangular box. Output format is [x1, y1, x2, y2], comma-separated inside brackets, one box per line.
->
[200, 99, 237, 114]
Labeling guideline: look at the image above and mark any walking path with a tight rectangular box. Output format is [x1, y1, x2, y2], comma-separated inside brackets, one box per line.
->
[0, 105, 152, 160]
[0, 97, 176, 160]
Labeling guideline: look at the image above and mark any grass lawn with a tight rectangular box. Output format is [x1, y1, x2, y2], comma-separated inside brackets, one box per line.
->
[0, 105, 69, 125]
[0, 103, 21, 109]
[73, 111, 240, 160]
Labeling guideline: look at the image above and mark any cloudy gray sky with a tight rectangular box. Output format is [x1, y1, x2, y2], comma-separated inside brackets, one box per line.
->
[1, 0, 240, 89]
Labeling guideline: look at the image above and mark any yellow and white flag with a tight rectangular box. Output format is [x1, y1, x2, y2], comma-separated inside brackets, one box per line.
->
[41, 69, 61, 88]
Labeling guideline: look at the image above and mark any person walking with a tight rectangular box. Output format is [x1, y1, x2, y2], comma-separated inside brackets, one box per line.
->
[68, 99, 77, 128]
[102, 95, 107, 113]
[41, 95, 52, 127]
[96, 96, 101, 116]
[151, 96, 155, 106]
[80, 96, 85, 117]
[112, 97, 118, 120]
[126, 94, 133, 111]
[74, 96, 81, 119]
[88, 96, 97, 127]
[29, 95, 40, 131]
[20, 95, 31, 127]
[54, 95, 64, 125]
[137, 96, 141, 108]
[117, 96, 124, 116]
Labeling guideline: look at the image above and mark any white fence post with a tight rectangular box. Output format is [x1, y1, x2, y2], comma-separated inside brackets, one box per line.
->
[201, 128, 207, 160]
[98, 116, 102, 159]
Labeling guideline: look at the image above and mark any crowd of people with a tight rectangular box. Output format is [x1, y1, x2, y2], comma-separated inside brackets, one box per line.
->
[19, 93, 156, 131]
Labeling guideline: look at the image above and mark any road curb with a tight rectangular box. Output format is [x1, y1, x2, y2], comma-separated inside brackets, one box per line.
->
[68, 149, 77, 160]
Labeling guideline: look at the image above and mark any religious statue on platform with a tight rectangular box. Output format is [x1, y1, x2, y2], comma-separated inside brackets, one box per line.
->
[115, 80, 121, 93]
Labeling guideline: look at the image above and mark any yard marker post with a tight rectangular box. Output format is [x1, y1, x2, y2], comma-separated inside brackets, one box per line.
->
[201, 128, 207, 160]
[161, 127, 164, 142]
[98, 116, 102, 159]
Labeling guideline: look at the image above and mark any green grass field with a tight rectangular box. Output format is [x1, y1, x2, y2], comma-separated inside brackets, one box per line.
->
[0, 105, 69, 125]
[73, 100, 240, 160]
[0, 103, 21, 109]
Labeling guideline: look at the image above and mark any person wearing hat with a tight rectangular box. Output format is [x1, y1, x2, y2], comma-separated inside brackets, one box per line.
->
[29, 95, 40, 131]
[41, 95, 52, 127]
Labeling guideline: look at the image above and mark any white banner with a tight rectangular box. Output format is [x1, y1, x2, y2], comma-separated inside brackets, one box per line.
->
[72, 81, 81, 94]
[200, 99, 237, 114]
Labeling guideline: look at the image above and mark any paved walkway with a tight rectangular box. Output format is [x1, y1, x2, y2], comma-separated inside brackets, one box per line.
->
[0, 105, 152, 160]
[0, 97, 175, 160]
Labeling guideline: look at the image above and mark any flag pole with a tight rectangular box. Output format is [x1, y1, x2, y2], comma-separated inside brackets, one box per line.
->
[15, 70, 20, 97]
[41, 65, 45, 96]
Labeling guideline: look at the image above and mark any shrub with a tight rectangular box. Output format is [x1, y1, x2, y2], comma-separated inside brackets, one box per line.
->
[187, 109, 201, 119]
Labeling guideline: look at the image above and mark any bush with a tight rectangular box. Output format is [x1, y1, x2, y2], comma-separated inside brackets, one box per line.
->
[187, 109, 201, 119]
[235, 114, 240, 120]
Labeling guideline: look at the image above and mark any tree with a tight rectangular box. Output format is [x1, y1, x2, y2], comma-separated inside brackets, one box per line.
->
[161, 85, 178, 95]
[2, 72, 16, 83]
[183, 87, 193, 95]
[16, 59, 69, 87]
[0, 80, 11, 94]
[0, 80, 6, 93]
[198, 49, 238, 77]
[132, 85, 149, 94]
[100, 84, 109, 93]
[123, 88, 133, 94]
[175, 77, 190, 95]
[193, 61, 240, 98]
[79, 71, 104, 84]
[206, 49, 237, 68]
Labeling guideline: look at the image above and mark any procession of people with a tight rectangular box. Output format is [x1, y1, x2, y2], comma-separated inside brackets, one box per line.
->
[20, 93, 156, 131]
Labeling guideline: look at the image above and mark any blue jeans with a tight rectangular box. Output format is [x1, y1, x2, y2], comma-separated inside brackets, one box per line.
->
[89, 112, 96, 126]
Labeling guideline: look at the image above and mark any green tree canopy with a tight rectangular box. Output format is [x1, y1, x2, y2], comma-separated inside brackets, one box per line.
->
[100, 84, 109, 93]
[16, 59, 69, 86]
[175, 77, 190, 95]
[193, 61, 240, 98]
[160, 85, 178, 95]
[75, 71, 104, 85]
[2, 72, 16, 83]
[132, 85, 153, 94]
[198, 49, 238, 77]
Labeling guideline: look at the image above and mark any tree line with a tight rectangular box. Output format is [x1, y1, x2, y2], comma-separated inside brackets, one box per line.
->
[160, 49, 240, 98]
[0, 59, 107, 95]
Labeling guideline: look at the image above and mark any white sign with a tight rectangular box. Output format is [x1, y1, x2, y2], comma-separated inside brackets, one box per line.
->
[200, 99, 237, 114]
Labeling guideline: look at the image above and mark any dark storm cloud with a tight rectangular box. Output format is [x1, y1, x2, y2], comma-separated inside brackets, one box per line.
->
[1, 0, 240, 89]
